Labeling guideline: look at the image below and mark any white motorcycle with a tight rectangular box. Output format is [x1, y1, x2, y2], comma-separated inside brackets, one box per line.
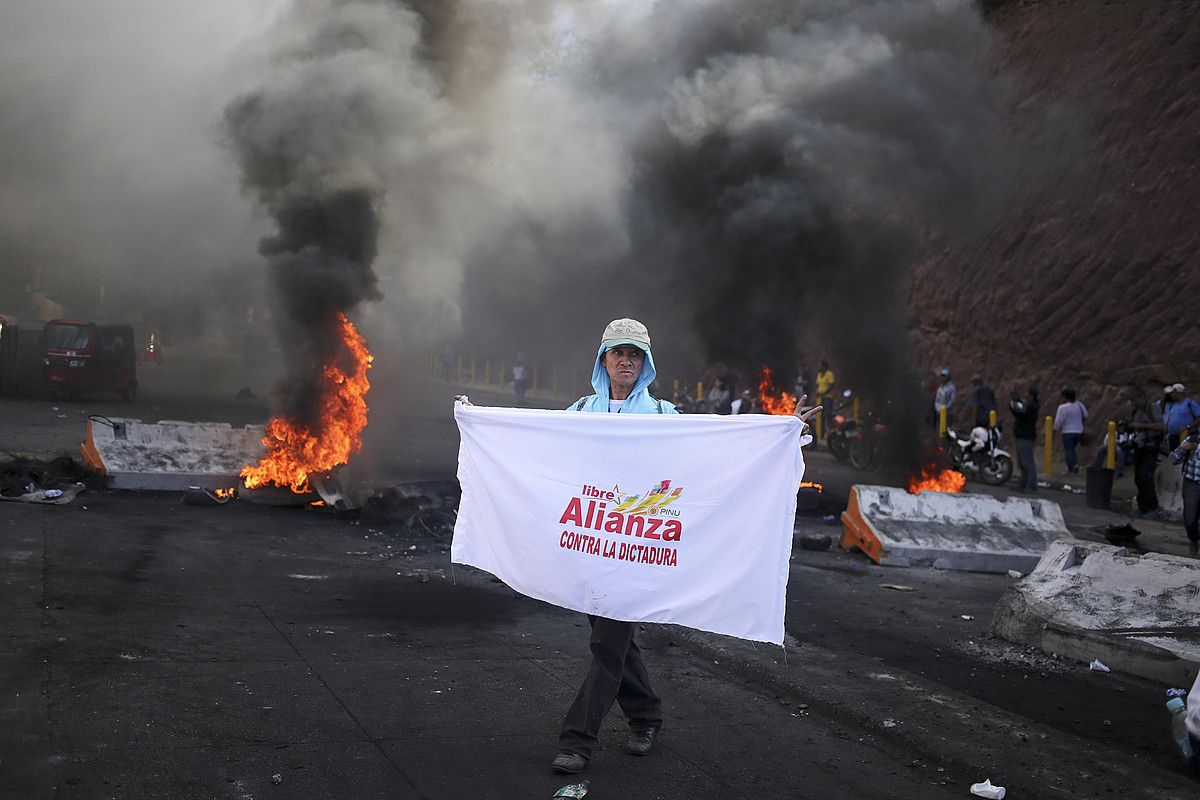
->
[945, 425, 1013, 486]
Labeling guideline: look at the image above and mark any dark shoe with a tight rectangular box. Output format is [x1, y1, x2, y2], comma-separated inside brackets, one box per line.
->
[551, 751, 588, 774]
[625, 726, 659, 755]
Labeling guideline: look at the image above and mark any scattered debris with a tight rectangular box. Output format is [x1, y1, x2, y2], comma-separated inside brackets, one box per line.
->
[969, 778, 1006, 799]
[798, 534, 832, 551]
[1089, 659, 1111, 673]
[552, 780, 589, 798]
[882, 718, 899, 728]
[0, 455, 92, 504]
[1101, 523, 1141, 549]
[961, 615, 974, 621]
[1006, 569, 1024, 579]
[0, 484, 85, 505]
[182, 487, 232, 506]
[288, 574, 330, 581]
[270, 773, 282, 785]
[239, 483, 319, 506]
[879, 583, 914, 592]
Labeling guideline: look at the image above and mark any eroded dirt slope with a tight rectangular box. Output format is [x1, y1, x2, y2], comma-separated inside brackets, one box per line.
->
[912, 0, 1200, 425]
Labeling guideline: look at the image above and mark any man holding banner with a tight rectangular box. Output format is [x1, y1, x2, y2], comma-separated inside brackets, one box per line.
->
[451, 318, 819, 775]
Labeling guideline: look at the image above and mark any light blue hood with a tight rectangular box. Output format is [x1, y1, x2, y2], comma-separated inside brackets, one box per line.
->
[568, 343, 678, 414]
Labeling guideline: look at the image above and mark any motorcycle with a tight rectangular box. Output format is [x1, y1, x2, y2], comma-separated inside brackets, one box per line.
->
[824, 390, 856, 462]
[848, 411, 888, 471]
[945, 425, 1013, 485]
[824, 390, 887, 471]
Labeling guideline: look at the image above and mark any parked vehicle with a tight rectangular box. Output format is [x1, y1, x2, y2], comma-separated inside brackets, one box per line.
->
[825, 415, 854, 461]
[0, 314, 19, 394]
[42, 320, 137, 401]
[847, 411, 888, 471]
[945, 425, 1013, 485]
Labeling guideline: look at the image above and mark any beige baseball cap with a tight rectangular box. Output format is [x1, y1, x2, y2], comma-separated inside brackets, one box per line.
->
[601, 318, 650, 352]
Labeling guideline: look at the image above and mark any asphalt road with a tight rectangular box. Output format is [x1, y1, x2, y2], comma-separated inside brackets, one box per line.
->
[1, 367, 1197, 798]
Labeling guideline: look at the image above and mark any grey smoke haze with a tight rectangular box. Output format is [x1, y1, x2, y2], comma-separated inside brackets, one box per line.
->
[455, 0, 1013, 467]
[222, 0, 1012, 468]
[2, 0, 1015, 472]
[0, 2, 285, 324]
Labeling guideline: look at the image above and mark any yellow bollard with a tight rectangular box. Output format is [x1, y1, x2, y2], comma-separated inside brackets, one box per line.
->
[1043, 415, 1054, 475]
[1106, 420, 1117, 470]
[697, 382, 703, 401]
[853, 397, 860, 425]
[470, 358, 477, 385]
[989, 409, 998, 429]
[938, 406, 947, 438]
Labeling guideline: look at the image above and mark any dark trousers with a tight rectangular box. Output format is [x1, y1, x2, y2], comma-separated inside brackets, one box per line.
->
[1015, 437, 1037, 491]
[558, 616, 662, 758]
[1133, 448, 1160, 513]
[1062, 432, 1083, 472]
[1183, 479, 1200, 543]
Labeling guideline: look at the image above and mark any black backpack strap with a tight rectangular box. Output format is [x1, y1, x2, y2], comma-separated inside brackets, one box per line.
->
[571, 397, 588, 411]
[656, 399, 663, 414]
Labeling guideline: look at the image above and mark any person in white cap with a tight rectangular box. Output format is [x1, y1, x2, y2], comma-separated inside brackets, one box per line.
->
[552, 318, 819, 774]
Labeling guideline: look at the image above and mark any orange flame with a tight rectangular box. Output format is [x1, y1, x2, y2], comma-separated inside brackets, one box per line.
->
[906, 467, 966, 494]
[241, 313, 372, 494]
[799, 481, 823, 492]
[214, 487, 235, 499]
[757, 367, 797, 416]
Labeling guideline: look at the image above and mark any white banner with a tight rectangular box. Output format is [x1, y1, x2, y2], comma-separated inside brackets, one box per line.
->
[451, 403, 806, 644]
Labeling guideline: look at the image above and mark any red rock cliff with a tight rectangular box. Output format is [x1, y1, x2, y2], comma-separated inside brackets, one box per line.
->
[911, 1, 1200, 427]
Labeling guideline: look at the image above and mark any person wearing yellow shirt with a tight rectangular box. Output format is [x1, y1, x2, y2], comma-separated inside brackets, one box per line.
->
[815, 360, 836, 402]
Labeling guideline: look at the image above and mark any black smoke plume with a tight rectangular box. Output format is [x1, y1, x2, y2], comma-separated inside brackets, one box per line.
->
[460, 0, 1012, 470]
[223, 2, 411, 423]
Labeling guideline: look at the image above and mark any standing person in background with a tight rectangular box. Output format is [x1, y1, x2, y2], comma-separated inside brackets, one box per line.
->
[815, 360, 836, 405]
[511, 354, 530, 404]
[970, 375, 997, 428]
[1053, 388, 1088, 475]
[793, 360, 813, 400]
[1168, 423, 1200, 557]
[933, 369, 956, 430]
[1163, 383, 1200, 450]
[730, 389, 755, 415]
[1009, 386, 1040, 493]
[706, 375, 734, 415]
[1124, 386, 1165, 519]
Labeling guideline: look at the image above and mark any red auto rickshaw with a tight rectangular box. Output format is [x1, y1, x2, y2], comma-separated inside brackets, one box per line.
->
[42, 320, 138, 401]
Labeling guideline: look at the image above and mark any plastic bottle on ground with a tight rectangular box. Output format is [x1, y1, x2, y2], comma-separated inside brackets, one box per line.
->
[1167, 698, 1196, 761]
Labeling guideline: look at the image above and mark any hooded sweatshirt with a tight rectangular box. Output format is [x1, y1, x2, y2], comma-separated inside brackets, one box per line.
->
[568, 343, 679, 415]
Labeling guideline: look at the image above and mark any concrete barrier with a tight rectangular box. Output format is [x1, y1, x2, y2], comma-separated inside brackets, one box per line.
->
[992, 539, 1200, 685]
[840, 484, 1070, 573]
[81, 417, 265, 491]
